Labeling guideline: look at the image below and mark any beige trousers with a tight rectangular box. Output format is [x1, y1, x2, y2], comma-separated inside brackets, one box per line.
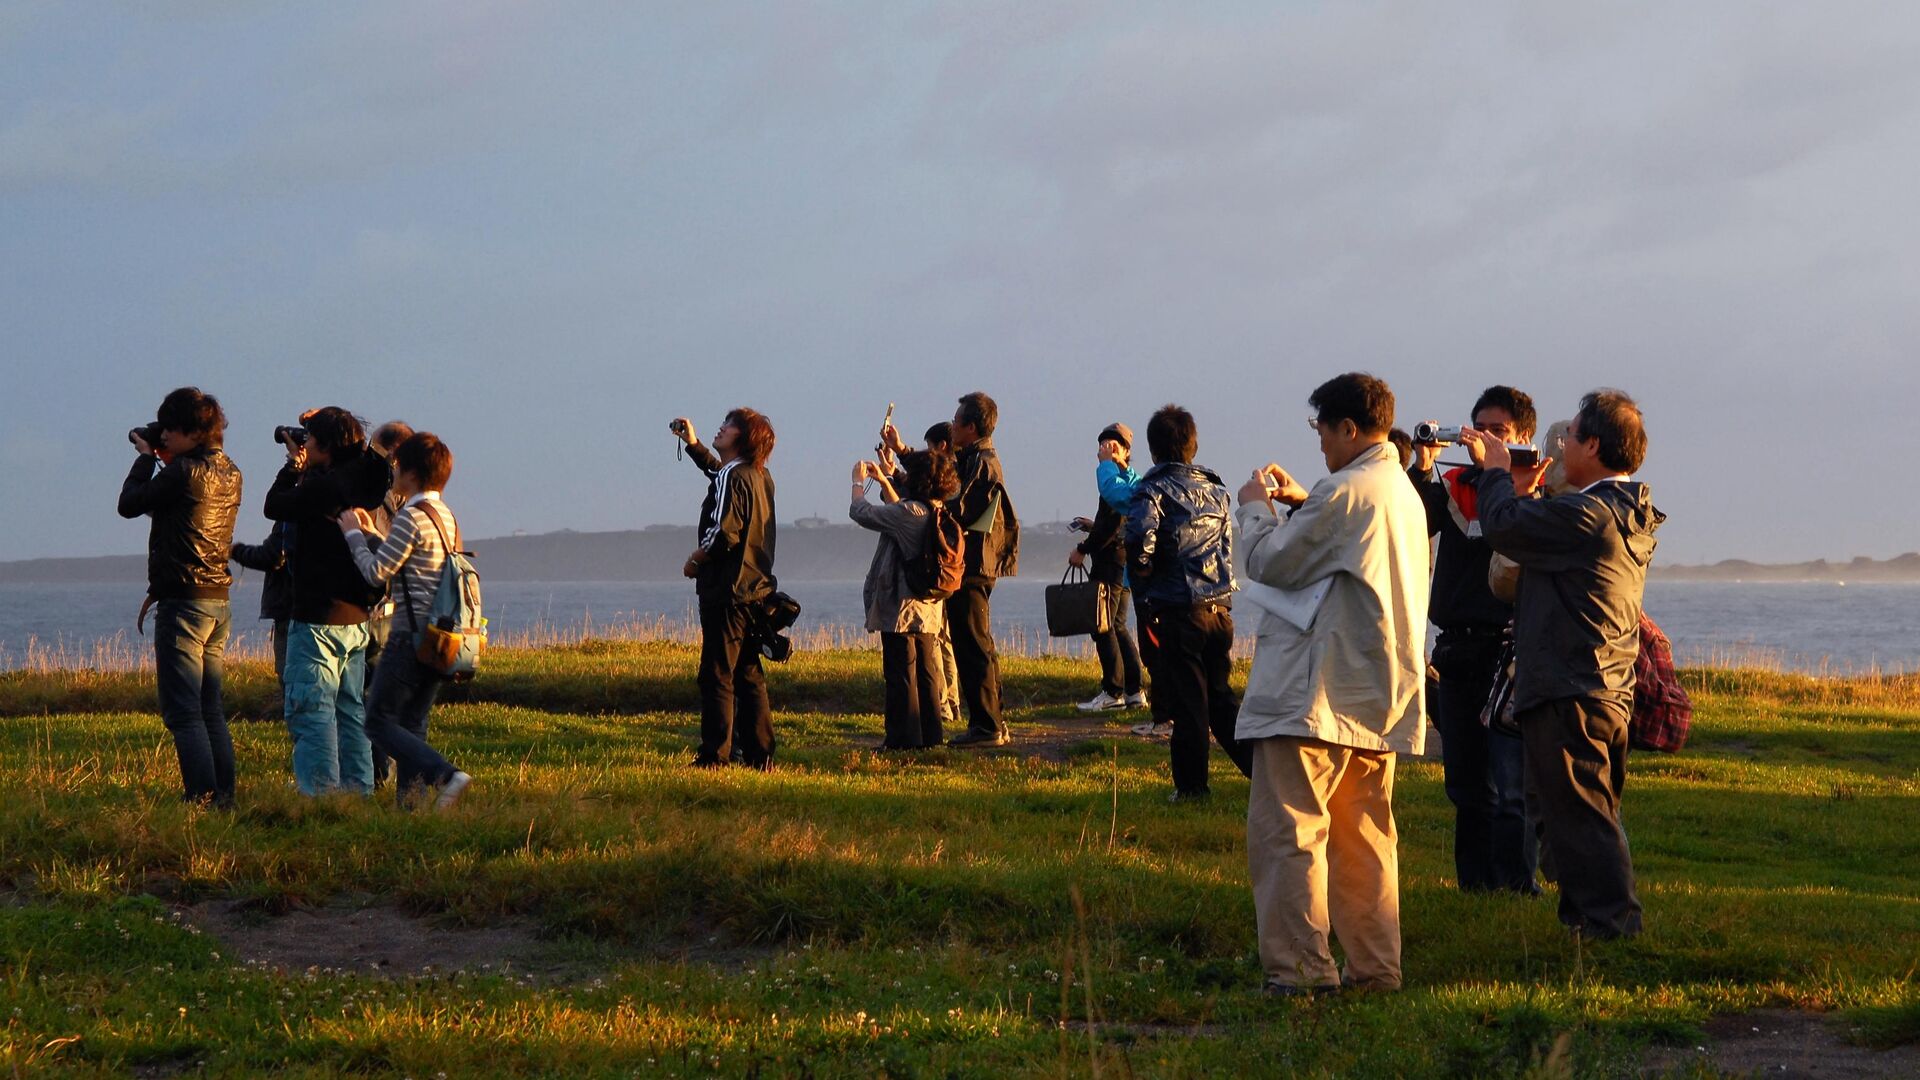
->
[1246, 735, 1402, 990]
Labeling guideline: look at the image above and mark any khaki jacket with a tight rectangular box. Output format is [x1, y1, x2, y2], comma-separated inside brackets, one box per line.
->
[1233, 442, 1430, 754]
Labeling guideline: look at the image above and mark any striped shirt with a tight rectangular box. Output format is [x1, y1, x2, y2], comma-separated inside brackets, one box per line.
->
[346, 492, 459, 632]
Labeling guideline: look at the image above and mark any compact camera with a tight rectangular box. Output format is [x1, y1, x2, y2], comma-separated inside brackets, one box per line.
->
[273, 425, 309, 448]
[669, 419, 690, 437]
[128, 422, 164, 448]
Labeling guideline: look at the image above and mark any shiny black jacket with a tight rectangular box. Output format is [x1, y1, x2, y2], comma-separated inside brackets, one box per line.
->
[1477, 474, 1665, 713]
[1124, 462, 1236, 609]
[117, 448, 243, 600]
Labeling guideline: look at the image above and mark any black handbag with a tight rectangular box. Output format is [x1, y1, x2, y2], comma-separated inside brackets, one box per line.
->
[1045, 566, 1109, 638]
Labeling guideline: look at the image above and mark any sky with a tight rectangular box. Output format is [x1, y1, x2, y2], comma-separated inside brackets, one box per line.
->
[4, 1, 1919, 566]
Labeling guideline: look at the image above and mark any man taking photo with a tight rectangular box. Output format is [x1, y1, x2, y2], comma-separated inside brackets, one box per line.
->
[1461, 389, 1663, 941]
[1409, 385, 1541, 895]
[118, 387, 243, 808]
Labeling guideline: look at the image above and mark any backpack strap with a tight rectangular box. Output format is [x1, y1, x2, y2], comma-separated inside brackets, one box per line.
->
[397, 500, 460, 629]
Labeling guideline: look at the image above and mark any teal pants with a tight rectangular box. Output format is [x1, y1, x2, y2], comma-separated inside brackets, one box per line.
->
[283, 621, 372, 795]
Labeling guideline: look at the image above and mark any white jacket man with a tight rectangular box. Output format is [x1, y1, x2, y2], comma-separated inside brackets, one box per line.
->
[1233, 374, 1429, 995]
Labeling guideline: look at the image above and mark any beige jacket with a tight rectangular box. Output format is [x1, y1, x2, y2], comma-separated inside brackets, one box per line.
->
[1234, 441, 1430, 754]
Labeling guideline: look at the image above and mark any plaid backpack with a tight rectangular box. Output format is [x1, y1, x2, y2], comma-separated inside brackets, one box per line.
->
[1630, 613, 1691, 752]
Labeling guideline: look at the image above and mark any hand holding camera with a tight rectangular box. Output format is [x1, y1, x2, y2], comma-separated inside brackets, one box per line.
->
[1457, 429, 1552, 494]
[1240, 463, 1307, 509]
[669, 417, 696, 445]
[128, 422, 164, 455]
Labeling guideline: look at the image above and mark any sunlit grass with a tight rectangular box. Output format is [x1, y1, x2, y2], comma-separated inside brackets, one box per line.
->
[2, 640, 1916, 1077]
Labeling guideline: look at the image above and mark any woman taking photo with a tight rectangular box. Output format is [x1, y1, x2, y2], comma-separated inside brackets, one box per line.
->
[850, 450, 959, 750]
[337, 432, 472, 809]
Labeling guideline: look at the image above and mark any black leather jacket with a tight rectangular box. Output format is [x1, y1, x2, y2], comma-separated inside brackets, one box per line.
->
[118, 447, 243, 600]
[1124, 462, 1236, 609]
[1477, 473, 1665, 713]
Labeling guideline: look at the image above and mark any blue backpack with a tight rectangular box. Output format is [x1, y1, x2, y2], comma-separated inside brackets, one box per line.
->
[406, 503, 486, 681]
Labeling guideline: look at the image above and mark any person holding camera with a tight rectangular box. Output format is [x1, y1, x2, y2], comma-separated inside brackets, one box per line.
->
[670, 409, 779, 769]
[117, 387, 243, 808]
[850, 451, 959, 750]
[1235, 373, 1430, 995]
[337, 432, 472, 810]
[263, 406, 395, 796]
[1070, 422, 1145, 714]
[1408, 386, 1542, 895]
[1462, 390, 1663, 941]
[882, 393, 1019, 748]
[1124, 405, 1251, 801]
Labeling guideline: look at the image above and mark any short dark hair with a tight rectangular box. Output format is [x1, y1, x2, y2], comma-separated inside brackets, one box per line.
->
[372, 420, 414, 454]
[1308, 373, 1394, 437]
[1471, 385, 1537, 439]
[394, 431, 454, 491]
[1387, 428, 1413, 467]
[923, 421, 952, 448]
[1574, 389, 1646, 474]
[1146, 404, 1198, 464]
[955, 392, 997, 438]
[901, 449, 960, 503]
[302, 407, 366, 455]
[728, 407, 776, 466]
[156, 387, 225, 448]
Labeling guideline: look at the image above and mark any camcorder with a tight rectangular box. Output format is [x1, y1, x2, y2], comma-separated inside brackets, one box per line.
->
[273, 425, 309, 448]
[1412, 421, 1539, 468]
[128, 421, 164, 448]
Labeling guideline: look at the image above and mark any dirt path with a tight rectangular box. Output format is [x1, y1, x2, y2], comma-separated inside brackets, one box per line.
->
[1639, 1009, 1920, 1078]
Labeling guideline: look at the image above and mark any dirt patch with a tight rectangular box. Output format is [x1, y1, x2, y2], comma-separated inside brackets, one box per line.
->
[182, 898, 555, 979]
[1640, 1009, 1920, 1078]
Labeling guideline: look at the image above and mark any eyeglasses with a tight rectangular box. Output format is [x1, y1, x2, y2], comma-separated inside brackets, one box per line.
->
[1307, 417, 1322, 433]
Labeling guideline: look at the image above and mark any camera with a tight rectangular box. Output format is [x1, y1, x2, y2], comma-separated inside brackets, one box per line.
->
[1412, 421, 1462, 446]
[670, 419, 690, 437]
[128, 421, 164, 448]
[273, 425, 309, 448]
[1509, 445, 1540, 468]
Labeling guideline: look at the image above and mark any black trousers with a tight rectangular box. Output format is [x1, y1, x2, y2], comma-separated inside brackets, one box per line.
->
[1519, 696, 1641, 938]
[365, 612, 393, 785]
[1433, 632, 1537, 893]
[1147, 601, 1252, 793]
[881, 632, 946, 749]
[945, 579, 1005, 736]
[1090, 584, 1142, 697]
[696, 597, 775, 768]
[1134, 595, 1165, 721]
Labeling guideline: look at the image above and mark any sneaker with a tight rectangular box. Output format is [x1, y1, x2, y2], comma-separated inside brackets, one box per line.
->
[433, 771, 471, 811]
[1263, 979, 1337, 998]
[1076, 691, 1124, 713]
[1130, 720, 1173, 738]
[1124, 691, 1149, 709]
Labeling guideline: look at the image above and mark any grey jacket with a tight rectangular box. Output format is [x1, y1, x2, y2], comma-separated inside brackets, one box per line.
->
[850, 497, 946, 635]
[1476, 473, 1665, 713]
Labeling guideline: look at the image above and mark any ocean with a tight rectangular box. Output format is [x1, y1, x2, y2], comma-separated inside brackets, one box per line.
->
[2, 578, 1917, 674]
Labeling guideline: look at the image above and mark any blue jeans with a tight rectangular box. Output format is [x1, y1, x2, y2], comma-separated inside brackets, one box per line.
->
[364, 631, 456, 798]
[153, 599, 235, 806]
[283, 621, 372, 795]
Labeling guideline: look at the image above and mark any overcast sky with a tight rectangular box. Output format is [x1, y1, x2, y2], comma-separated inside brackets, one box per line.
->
[5, 2, 1918, 566]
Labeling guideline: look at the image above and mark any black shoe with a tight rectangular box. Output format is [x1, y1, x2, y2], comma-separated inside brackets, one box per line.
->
[1263, 980, 1336, 998]
[1167, 789, 1212, 804]
[947, 728, 1008, 748]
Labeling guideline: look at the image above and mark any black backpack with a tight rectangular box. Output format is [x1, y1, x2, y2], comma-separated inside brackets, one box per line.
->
[902, 501, 966, 601]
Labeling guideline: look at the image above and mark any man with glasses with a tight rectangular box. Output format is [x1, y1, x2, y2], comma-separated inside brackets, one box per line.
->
[1460, 390, 1663, 941]
[1235, 373, 1429, 994]
[1408, 386, 1542, 895]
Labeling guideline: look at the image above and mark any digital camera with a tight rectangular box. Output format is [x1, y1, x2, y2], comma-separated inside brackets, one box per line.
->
[128, 422, 164, 448]
[273, 425, 309, 448]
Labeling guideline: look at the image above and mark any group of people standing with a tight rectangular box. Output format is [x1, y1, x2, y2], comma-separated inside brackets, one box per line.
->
[123, 375, 1660, 997]
[119, 388, 471, 811]
[668, 376, 1660, 997]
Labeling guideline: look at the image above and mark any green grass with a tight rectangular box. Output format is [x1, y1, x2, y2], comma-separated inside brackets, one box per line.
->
[2, 642, 1916, 1077]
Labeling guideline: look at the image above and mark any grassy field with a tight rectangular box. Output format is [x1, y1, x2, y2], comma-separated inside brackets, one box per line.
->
[1, 641, 1916, 1077]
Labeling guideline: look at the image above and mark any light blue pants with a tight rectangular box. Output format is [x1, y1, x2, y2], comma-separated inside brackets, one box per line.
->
[283, 621, 372, 796]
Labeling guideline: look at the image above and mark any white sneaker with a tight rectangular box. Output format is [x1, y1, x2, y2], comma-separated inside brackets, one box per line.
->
[1077, 691, 1125, 713]
[1124, 691, 1149, 709]
[434, 771, 472, 811]
[1130, 721, 1173, 738]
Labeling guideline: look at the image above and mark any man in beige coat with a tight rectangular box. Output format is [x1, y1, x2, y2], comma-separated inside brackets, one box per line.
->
[1233, 373, 1430, 995]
